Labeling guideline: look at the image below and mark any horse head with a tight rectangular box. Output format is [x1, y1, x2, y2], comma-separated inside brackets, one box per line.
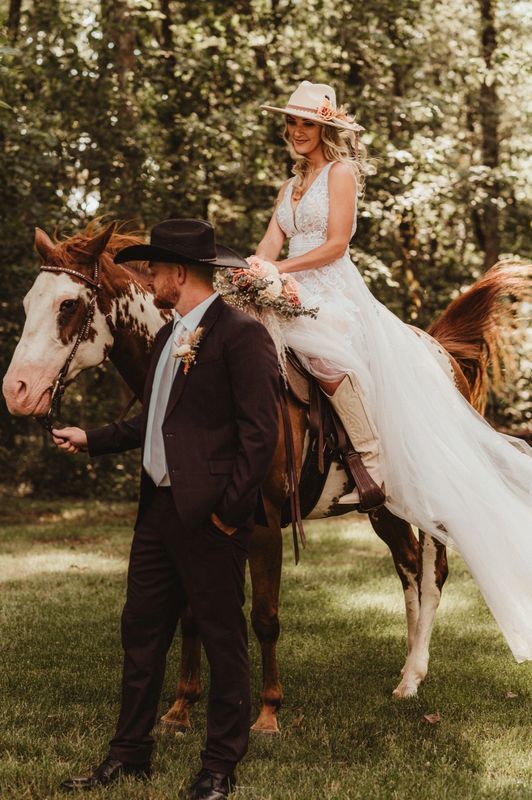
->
[3, 221, 168, 417]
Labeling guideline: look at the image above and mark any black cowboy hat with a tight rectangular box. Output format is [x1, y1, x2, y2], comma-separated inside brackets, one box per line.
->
[114, 218, 249, 270]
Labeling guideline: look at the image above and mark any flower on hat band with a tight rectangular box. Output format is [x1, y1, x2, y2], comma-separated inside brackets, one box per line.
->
[316, 96, 335, 120]
[334, 104, 356, 124]
[315, 95, 357, 127]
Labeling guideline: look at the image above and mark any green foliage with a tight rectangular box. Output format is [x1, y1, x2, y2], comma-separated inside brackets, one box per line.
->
[0, 0, 530, 497]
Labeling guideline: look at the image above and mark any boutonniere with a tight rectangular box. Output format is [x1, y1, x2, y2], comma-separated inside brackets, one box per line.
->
[173, 326, 205, 374]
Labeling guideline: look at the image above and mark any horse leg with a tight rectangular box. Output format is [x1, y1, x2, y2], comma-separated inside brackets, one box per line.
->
[248, 507, 284, 734]
[393, 531, 448, 698]
[159, 509, 285, 737]
[248, 399, 306, 734]
[368, 506, 420, 658]
[159, 606, 202, 733]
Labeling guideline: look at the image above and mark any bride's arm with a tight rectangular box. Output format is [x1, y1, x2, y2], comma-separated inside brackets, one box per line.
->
[255, 180, 290, 261]
[276, 163, 357, 274]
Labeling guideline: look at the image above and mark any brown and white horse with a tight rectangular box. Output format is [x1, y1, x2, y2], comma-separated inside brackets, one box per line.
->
[4, 222, 529, 733]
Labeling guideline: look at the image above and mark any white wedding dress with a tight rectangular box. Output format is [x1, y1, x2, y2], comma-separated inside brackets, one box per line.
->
[277, 160, 532, 662]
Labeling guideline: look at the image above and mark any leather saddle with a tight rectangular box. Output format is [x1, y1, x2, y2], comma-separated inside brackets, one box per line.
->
[279, 351, 385, 562]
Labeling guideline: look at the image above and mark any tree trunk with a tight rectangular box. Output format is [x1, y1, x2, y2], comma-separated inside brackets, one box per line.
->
[98, 0, 142, 225]
[159, 0, 176, 75]
[159, 0, 173, 49]
[476, 0, 500, 270]
[384, 19, 424, 321]
[7, 0, 22, 42]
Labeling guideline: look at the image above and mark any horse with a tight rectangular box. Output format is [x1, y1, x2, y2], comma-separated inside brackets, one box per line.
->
[3, 221, 529, 735]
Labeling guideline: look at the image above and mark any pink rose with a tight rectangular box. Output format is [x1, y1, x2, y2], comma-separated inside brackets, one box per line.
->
[282, 276, 299, 294]
[316, 98, 335, 121]
[281, 275, 302, 305]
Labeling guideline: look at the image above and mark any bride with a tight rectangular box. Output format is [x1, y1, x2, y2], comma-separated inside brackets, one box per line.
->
[255, 80, 532, 663]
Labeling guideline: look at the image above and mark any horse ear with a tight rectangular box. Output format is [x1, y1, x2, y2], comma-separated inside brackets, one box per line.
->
[85, 222, 117, 260]
[34, 227, 55, 263]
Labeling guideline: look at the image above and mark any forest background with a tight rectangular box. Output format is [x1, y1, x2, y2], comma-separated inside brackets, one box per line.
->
[0, 0, 530, 498]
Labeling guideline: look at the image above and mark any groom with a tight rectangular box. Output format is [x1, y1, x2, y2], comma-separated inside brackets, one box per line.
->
[53, 219, 280, 799]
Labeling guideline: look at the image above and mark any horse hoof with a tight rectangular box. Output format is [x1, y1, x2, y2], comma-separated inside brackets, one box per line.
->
[251, 725, 281, 736]
[158, 718, 189, 735]
[392, 676, 420, 698]
[250, 719, 280, 735]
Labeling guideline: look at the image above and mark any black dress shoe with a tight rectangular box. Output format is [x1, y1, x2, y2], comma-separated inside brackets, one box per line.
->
[60, 756, 151, 792]
[185, 768, 236, 799]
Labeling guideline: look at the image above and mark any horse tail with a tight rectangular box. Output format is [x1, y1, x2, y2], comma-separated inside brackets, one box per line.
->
[427, 260, 531, 414]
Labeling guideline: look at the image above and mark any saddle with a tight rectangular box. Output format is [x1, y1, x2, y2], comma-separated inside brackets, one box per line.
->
[279, 350, 383, 563]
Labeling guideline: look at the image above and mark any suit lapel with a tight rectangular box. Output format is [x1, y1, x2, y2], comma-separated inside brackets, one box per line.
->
[164, 295, 224, 422]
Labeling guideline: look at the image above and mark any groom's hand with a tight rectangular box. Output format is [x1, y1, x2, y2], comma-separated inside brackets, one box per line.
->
[52, 427, 88, 454]
[210, 512, 237, 536]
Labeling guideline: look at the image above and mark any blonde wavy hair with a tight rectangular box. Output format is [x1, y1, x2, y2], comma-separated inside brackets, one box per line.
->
[283, 123, 368, 200]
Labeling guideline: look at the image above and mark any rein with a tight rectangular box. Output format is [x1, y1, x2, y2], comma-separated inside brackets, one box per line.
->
[36, 260, 103, 434]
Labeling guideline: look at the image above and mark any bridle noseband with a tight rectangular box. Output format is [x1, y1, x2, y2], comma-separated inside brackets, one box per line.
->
[37, 259, 102, 433]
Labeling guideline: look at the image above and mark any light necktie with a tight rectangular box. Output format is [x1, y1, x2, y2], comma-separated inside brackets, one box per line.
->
[143, 321, 184, 485]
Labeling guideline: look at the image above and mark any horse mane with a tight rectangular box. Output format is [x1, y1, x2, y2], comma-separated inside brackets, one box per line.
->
[50, 219, 149, 277]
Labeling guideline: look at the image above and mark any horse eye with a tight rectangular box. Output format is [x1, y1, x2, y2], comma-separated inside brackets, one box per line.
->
[60, 299, 78, 313]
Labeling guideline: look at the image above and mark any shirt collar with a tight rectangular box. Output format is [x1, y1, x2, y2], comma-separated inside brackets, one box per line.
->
[173, 291, 219, 333]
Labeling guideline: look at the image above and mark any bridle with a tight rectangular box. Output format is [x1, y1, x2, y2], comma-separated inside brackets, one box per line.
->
[36, 259, 103, 434]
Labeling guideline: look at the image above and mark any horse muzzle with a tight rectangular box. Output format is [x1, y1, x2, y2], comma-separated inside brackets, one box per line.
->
[2, 367, 54, 417]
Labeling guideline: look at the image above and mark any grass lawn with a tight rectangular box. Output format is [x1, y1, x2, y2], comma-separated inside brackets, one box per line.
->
[0, 498, 530, 800]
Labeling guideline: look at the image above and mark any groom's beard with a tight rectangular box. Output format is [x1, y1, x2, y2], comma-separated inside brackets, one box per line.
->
[153, 278, 181, 309]
[154, 296, 176, 309]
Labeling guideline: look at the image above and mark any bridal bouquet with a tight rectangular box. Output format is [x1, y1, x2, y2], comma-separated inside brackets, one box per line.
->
[215, 256, 318, 320]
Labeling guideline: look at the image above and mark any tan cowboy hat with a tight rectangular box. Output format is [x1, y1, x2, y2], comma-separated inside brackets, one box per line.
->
[261, 80, 364, 132]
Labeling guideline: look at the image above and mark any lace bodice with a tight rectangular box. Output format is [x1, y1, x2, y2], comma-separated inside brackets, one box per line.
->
[276, 161, 358, 302]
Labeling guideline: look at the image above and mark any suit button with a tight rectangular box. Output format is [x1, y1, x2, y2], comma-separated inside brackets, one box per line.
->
[165, 433, 175, 438]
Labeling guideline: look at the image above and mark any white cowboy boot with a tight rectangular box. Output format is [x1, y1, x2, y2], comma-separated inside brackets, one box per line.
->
[325, 373, 386, 508]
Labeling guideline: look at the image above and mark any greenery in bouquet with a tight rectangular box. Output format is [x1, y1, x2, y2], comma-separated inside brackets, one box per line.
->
[215, 257, 319, 320]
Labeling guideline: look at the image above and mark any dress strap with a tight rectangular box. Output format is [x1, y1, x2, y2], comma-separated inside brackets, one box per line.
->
[326, 160, 360, 202]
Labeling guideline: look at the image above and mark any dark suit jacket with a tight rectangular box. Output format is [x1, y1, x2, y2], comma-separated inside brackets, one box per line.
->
[86, 295, 280, 531]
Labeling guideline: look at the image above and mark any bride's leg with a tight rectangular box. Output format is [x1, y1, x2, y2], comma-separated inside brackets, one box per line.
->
[314, 364, 385, 508]
[317, 377, 343, 395]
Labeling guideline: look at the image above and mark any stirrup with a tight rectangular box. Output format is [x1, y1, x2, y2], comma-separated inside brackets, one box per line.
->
[341, 449, 386, 511]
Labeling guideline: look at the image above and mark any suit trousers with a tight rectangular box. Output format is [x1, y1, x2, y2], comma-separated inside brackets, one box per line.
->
[108, 483, 252, 774]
